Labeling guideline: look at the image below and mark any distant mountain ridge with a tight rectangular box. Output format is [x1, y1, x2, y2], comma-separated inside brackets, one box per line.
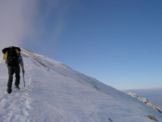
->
[126, 89, 162, 108]
[128, 92, 162, 113]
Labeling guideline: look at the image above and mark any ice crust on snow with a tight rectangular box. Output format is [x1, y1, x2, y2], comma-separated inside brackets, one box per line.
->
[0, 49, 161, 122]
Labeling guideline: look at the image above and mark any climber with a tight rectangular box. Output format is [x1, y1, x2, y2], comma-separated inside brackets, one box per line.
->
[2, 46, 25, 94]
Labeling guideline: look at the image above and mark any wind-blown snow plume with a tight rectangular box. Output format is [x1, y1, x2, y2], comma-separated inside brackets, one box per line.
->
[0, 0, 38, 50]
[0, 0, 72, 57]
[39, 0, 69, 40]
[26, 0, 71, 50]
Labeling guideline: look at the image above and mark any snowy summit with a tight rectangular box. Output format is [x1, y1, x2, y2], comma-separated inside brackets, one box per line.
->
[0, 49, 161, 122]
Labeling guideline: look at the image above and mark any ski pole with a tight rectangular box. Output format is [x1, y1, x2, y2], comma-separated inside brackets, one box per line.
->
[23, 72, 25, 88]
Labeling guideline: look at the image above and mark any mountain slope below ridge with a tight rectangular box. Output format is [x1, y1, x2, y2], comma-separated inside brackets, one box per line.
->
[0, 49, 161, 122]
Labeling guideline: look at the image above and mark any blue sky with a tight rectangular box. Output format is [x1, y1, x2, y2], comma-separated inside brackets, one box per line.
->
[24, 0, 162, 90]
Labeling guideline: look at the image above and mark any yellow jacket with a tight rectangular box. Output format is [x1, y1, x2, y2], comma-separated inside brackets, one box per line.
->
[3, 52, 8, 61]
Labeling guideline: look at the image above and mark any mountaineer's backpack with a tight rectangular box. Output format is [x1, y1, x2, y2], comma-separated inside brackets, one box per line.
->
[2, 47, 21, 66]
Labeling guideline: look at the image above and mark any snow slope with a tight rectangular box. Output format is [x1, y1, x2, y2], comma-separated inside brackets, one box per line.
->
[0, 49, 162, 122]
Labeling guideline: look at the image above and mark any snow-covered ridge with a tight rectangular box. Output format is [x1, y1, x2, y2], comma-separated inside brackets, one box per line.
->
[21, 48, 124, 97]
[128, 92, 162, 113]
[0, 48, 162, 122]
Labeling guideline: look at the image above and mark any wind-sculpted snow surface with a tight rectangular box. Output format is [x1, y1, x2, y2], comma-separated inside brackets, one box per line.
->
[0, 49, 161, 122]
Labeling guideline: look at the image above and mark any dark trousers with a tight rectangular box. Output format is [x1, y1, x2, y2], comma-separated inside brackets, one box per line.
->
[7, 65, 20, 90]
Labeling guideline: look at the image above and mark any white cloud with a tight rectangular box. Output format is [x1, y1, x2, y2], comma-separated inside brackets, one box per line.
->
[0, 0, 72, 58]
[0, 0, 38, 50]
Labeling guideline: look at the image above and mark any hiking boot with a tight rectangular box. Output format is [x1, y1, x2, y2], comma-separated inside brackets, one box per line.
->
[7, 88, 12, 94]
